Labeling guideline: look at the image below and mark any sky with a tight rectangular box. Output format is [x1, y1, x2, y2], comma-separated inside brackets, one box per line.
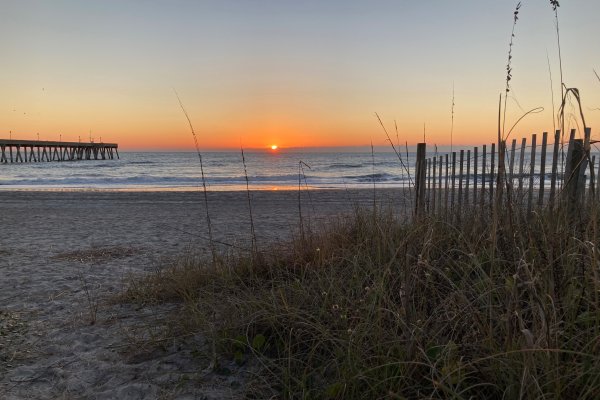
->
[0, 0, 599, 150]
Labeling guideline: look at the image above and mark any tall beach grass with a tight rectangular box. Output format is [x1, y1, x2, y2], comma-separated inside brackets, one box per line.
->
[124, 199, 600, 399]
[125, 2, 600, 397]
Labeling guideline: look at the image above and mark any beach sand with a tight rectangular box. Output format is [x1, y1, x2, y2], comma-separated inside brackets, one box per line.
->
[0, 189, 409, 399]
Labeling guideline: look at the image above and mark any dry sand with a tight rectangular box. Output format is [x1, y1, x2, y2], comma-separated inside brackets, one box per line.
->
[0, 189, 408, 399]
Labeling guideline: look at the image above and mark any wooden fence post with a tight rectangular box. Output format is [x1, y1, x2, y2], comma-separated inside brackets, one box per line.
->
[590, 156, 596, 206]
[576, 128, 591, 204]
[509, 139, 517, 188]
[445, 154, 450, 212]
[527, 134, 537, 216]
[474, 146, 478, 206]
[538, 132, 548, 207]
[465, 149, 471, 206]
[438, 155, 443, 212]
[564, 138, 584, 214]
[583, 127, 593, 200]
[432, 157, 437, 213]
[427, 158, 432, 211]
[451, 152, 457, 213]
[596, 153, 600, 201]
[496, 140, 506, 211]
[517, 138, 527, 201]
[458, 150, 464, 217]
[564, 129, 576, 191]
[490, 143, 495, 207]
[549, 130, 560, 205]
[481, 145, 487, 210]
[415, 143, 426, 216]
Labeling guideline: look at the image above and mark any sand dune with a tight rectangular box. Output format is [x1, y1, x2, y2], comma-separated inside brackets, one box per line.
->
[0, 189, 406, 399]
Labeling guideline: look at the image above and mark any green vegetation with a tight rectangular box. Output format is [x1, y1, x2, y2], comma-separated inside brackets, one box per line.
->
[124, 203, 600, 399]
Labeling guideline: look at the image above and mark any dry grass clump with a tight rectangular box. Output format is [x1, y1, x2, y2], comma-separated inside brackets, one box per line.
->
[125, 205, 600, 399]
[53, 245, 139, 263]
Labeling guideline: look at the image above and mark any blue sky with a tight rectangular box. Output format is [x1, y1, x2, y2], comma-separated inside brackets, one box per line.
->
[0, 1, 599, 149]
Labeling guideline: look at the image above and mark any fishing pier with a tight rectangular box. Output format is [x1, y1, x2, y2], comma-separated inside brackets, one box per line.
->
[0, 139, 119, 164]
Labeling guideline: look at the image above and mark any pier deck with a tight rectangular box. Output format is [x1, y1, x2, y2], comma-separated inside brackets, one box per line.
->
[0, 140, 119, 163]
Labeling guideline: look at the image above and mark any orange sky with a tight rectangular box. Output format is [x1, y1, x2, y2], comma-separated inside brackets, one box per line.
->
[1, 1, 599, 150]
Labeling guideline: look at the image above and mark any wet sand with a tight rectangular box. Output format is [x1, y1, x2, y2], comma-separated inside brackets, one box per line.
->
[0, 189, 409, 399]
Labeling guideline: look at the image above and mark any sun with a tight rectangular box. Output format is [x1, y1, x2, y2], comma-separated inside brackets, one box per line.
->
[270, 145, 278, 150]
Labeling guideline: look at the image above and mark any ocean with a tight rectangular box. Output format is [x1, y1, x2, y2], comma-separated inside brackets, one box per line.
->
[0, 150, 416, 191]
[0, 146, 587, 191]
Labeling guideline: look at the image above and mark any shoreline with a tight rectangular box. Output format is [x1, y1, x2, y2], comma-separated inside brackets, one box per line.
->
[0, 184, 407, 193]
[0, 189, 411, 252]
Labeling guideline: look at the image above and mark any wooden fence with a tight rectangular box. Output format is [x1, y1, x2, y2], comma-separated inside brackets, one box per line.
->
[414, 128, 596, 217]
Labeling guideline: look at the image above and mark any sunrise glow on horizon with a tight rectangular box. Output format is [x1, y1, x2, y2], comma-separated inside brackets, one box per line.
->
[1, 1, 599, 151]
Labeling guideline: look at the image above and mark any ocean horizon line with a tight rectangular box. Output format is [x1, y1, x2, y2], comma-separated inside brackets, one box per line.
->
[118, 145, 476, 153]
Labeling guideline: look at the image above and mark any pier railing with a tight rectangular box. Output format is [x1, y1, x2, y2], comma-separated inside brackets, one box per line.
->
[0, 140, 119, 164]
[414, 128, 596, 218]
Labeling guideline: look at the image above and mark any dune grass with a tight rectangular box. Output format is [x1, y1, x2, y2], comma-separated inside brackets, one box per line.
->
[120, 3, 600, 397]
[123, 200, 600, 399]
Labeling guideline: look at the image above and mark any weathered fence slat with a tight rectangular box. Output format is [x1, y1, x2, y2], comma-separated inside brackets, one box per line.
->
[538, 132, 548, 207]
[438, 155, 443, 212]
[578, 128, 591, 201]
[490, 143, 495, 207]
[584, 127, 594, 199]
[432, 156, 437, 213]
[596, 151, 600, 201]
[427, 158, 432, 211]
[445, 154, 449, 212]
[518, 138, 527, 199]
[527, 134, 537, 215]
[497, 140, 506, 206]
[465, 149, 471, 206]
[564, 129, 576, 190]
[481, 145, 486, 210]
[474, 147, 478, 206]
[451, 152, 457, 212]
[564, 137, 583, 210]
[509, 138, 517, 189]
[415, 143, 426, 216]
[590, 155, 596, 205]
[549, 130, 560, 204]
[581, 175, 588, 204]
[458, 150, 464, 216]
